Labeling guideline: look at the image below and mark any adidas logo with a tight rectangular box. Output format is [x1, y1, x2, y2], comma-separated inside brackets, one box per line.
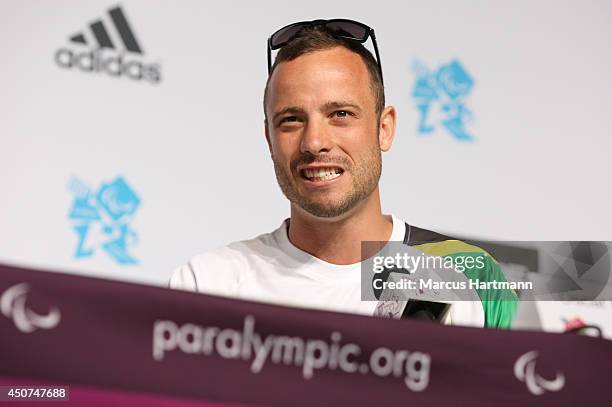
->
[54, 5, 161, 84]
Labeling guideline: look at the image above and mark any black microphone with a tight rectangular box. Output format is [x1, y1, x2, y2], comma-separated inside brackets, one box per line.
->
[373, 296, 452, 323]
[401, 300, 451, 322]
[372, 272, 452, 323]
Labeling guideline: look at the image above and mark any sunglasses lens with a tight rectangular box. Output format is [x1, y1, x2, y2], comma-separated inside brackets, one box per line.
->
[325, 21, 368, 41]
[270, 24, 304, 48]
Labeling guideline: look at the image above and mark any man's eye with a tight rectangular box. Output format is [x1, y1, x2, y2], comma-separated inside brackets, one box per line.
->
[333, 110, 351, 118]
[280, 116, 299, 124]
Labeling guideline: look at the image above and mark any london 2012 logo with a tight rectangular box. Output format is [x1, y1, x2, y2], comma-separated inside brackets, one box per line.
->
[68, 176, 141, 265]
[411, 60, 475, 142]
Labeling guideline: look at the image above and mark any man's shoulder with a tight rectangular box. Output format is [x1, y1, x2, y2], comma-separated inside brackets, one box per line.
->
[168, 226, 283, 293]
[407, 223, 491, 259]
[406, 223, 518, 329]
[407, 224, 504, 281]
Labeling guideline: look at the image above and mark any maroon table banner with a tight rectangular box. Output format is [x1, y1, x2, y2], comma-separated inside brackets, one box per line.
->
[0, 263, 610, 406]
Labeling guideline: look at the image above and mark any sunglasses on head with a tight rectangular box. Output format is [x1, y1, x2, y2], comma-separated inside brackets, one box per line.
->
[267, 19, 384, 86]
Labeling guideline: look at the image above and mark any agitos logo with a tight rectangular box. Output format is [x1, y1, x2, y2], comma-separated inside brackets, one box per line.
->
[54, 5, 161, 84]
[1, 283, 61, 334]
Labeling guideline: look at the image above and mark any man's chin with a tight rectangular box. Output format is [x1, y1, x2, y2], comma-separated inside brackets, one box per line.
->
[296, 198, 357, 219]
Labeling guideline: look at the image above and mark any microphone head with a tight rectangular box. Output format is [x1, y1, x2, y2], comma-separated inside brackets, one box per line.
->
[407, 309, 437, 321]
[401, 300, 452, 322]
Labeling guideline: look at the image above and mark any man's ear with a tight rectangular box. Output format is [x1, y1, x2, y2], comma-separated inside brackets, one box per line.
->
[378, 106, 397, 152]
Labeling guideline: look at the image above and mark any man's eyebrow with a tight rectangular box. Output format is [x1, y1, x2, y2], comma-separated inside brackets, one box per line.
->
[321, 101, 362, 114]
[272, 102, 362, 122]
[272, 106, 305, 122]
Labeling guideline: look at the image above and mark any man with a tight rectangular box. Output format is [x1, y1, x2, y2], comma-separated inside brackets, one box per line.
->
[170, 19, 517, 328]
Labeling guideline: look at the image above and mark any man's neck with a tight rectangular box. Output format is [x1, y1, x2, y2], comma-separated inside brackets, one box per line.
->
[287, 189, 393, 265]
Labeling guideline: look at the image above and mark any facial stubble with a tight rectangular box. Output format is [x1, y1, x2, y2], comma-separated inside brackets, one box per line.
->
[271, 139, 382, 218]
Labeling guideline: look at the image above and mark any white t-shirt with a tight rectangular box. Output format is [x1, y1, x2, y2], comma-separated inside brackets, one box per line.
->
[170, 214, 485, 327]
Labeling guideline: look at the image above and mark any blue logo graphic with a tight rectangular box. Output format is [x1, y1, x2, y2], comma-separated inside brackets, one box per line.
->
[68, 176, 141, 265]
[411, 59, 475, 141]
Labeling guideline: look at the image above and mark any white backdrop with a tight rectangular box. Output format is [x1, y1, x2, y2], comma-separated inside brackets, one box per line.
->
[1, 0, 611, 296]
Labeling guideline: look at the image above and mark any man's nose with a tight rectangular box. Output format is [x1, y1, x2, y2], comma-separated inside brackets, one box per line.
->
[300, 121, 332, 155]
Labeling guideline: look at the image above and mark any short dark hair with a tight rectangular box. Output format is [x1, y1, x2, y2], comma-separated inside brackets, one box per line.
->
[263, 26, 385, 122]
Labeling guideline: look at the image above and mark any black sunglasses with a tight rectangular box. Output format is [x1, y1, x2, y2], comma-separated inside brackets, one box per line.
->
[267, 19, 384, 86]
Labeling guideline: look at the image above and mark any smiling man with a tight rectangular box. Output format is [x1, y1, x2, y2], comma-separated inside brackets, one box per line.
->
[170, 20, 517, 328]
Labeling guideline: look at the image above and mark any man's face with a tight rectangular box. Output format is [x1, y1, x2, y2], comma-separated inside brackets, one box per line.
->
[265, 46, 383, 218]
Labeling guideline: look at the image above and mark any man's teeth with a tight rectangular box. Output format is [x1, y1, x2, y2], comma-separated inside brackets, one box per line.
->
[303, 167, 342, 181]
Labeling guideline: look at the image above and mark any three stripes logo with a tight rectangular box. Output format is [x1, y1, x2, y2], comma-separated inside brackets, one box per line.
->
[54, 5, 161, 84]
[70, 6, 144, 54]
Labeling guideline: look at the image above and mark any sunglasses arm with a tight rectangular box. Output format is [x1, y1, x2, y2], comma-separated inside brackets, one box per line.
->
[369, 29, 384, 87]
[267, 39, 272, 75]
